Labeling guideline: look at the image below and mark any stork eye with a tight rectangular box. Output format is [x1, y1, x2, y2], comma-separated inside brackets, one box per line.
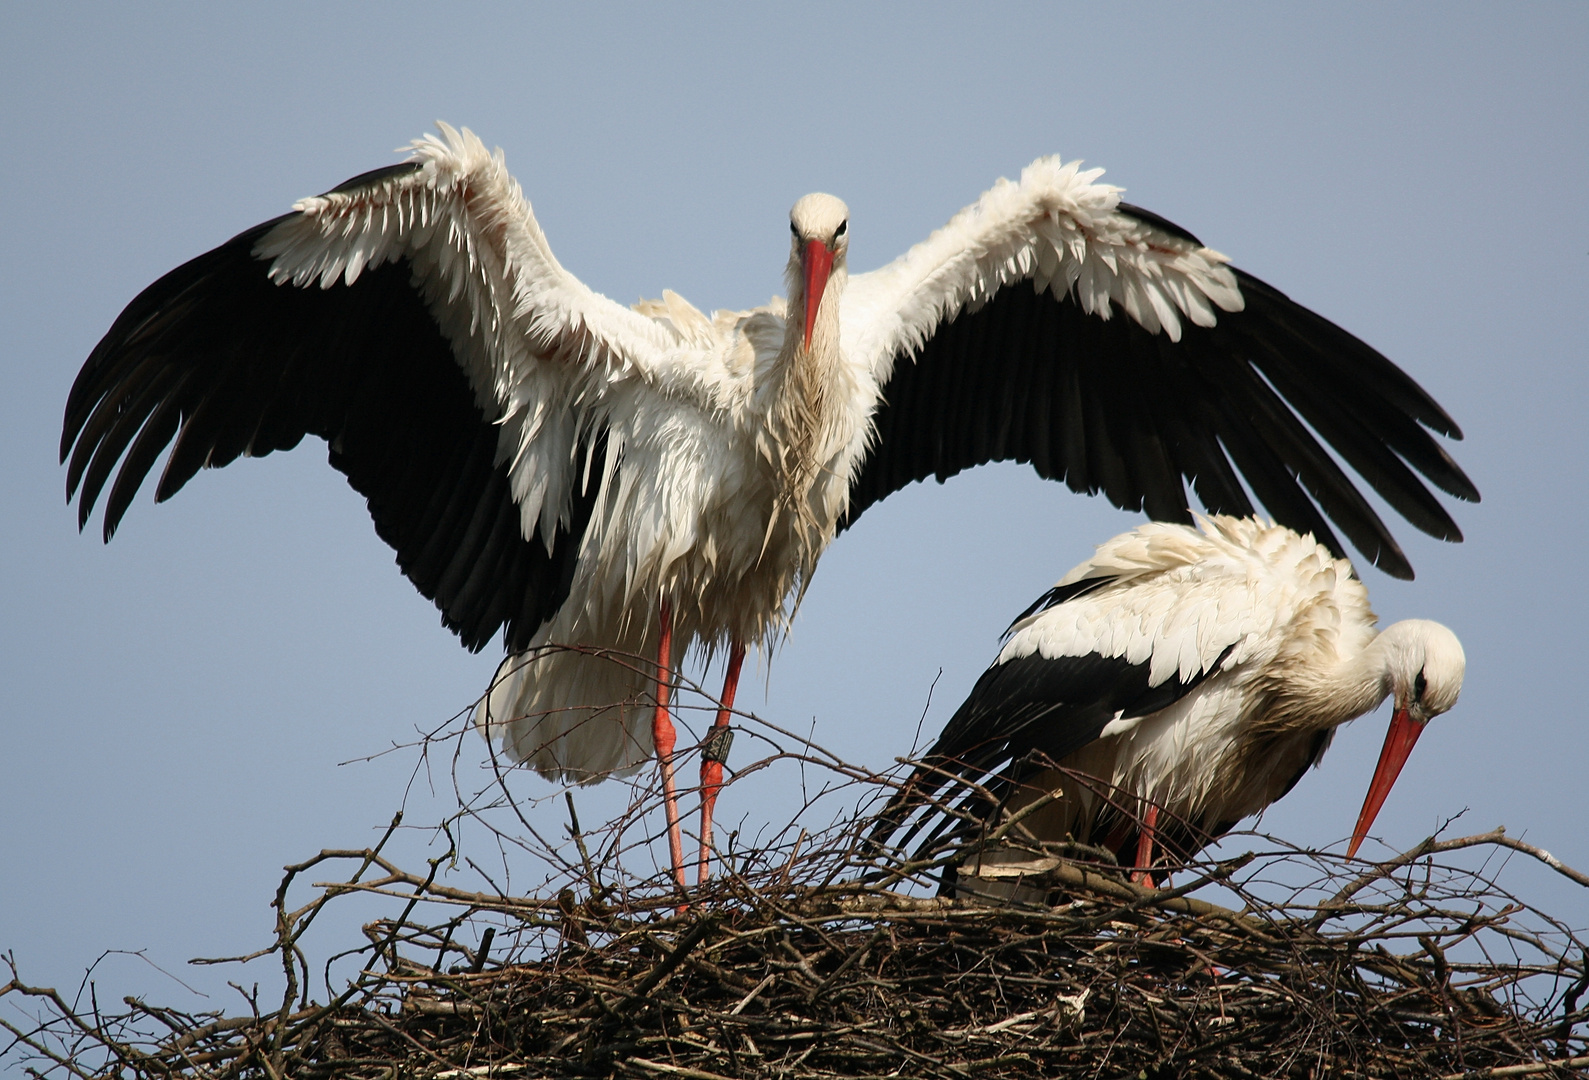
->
[834, 220, 848, 239]
[1414, 669, 1428, 700]
[790, 221, 799, 239]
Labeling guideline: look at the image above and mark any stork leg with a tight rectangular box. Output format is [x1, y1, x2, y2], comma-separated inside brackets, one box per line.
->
[1131, 803, 1159, 887]
[697, 641, 745, 885]
[651, 599, 687, 892]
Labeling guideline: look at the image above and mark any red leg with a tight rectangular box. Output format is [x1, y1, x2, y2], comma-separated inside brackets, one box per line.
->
[651, 599, 687, 892]
[1131, 803, 1159, 887]
[697, 641, 745, 884]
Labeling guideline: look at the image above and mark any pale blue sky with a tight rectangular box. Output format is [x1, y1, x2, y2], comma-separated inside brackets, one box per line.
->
[3, 4, 1585, 1016]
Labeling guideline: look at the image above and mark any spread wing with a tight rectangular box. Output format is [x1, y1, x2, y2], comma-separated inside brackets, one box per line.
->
[839, 157, 1478, 579]
[62, 125, 694, 653]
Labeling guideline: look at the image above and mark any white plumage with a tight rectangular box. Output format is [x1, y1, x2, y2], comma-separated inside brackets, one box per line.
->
[64, 125, 1476, 886]
[878, 516, 1465, 886]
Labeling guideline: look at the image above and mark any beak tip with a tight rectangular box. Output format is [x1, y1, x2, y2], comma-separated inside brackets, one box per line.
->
[1343, 705, 1425, 867]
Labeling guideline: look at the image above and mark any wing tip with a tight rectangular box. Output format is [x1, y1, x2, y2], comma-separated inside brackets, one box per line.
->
[1369, 544, 1415, 581]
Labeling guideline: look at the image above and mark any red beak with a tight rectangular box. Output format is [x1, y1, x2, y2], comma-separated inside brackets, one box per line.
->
[1347, 705, 1427, 858]
[801, 239, 833, 351]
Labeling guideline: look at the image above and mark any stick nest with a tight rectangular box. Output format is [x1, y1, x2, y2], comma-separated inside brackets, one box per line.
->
[4, 684, 1587, 1079]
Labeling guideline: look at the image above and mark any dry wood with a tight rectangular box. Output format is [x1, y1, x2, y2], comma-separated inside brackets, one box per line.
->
[3, 673, 1585, 1079]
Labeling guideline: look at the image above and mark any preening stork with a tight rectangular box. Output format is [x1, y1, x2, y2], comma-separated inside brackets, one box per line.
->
[62, 125, 1476, 890]
[872, 516, 1466, 893]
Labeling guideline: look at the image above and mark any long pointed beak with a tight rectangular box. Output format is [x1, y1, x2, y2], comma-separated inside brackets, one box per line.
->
[1347, 704, 1427, 858]
[801, 239, 834, 351]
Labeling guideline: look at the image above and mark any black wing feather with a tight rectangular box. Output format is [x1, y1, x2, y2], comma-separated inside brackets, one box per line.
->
[931, 645, 1228, 795]
[872, 637, 1231, 854]
[1116, 202, 1205, 246]
[62, 209, 598, 654]
[843, 212, 1477, 580]
[1002, 574, 1118, 634]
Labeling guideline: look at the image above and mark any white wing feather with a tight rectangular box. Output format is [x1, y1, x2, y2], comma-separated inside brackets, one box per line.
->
[840, 156, 1245, 388]
[998, 517, 1363, 691]
[253, 124, 731, 551]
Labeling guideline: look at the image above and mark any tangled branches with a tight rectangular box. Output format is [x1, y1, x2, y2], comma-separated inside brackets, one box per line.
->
[4, 655, 1587, 1078]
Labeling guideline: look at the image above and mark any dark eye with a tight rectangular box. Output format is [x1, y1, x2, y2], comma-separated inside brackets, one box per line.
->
[834, 220, 848, 239]
[790, 221, 799, 239]
[1414, 669, 1428, 700]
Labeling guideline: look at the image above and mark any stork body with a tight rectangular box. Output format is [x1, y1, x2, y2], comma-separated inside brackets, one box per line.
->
[876, 516, 1465, 888]
[63, 126, 1475, 889]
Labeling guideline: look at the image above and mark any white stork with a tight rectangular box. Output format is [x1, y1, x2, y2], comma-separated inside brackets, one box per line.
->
[62, 125, 1476, 890]
[873, 515, 1466, 892]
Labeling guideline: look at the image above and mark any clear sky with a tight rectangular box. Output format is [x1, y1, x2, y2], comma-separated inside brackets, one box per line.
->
[3, 4, 1585, 1016]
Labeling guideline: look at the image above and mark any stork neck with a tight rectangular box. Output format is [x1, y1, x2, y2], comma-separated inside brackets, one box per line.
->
[758, 262, 851, 557]
[770, 260, 847, 440]
[1311, 621, 1426, 728]
[786, 263, 846, 366]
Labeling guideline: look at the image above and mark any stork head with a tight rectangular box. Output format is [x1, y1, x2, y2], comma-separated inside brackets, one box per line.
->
[1348, 620, 1466, 858]
[788, 193, 850, 351]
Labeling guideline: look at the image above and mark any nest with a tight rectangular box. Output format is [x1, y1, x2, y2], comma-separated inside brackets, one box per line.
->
[4, 671, 1588, 1079]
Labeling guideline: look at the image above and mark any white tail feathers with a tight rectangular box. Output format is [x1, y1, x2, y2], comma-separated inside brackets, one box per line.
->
[473, 645, 659, 782]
